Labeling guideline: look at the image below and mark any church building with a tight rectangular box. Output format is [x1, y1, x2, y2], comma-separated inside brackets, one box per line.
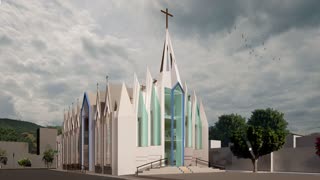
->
[57, 8, 209, 176]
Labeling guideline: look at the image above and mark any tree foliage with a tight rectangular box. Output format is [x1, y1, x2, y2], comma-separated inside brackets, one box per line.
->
[42, 148, 57, 168]
[230, 108, 288, 172]
[209, 114, 246, 147]
[0, 127, 37, 153]
[0, 127, 19, 141]
[316, 137, 320, 157]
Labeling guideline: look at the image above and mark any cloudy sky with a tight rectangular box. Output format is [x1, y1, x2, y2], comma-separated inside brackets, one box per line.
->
[0, 0, 319, 134]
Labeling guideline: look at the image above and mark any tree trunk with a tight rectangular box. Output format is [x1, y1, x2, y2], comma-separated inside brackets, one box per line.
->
[251, 158, 258, 173]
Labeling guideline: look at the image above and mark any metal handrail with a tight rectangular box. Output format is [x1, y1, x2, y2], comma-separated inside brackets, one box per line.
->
[136, 158, 167, 176]
[195, 158, 209, 167]
[195, 158, 225, 170]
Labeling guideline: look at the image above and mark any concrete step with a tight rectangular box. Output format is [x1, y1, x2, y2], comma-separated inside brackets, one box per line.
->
[139, 167, 182, 175]
[179, 166, 192, 173]
[188, 166, 224, 173]
[139, 166, 224, 175]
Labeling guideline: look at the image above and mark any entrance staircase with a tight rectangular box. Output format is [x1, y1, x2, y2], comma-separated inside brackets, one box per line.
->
[138, 166, 223, 175]
[136, 158, 225, 176]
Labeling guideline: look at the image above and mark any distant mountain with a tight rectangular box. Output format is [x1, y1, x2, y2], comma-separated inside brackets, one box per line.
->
[0, 118, 42, 137]
[0, 118, 63, 154]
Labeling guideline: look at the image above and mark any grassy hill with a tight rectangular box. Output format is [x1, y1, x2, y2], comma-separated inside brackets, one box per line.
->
[0, 118, 42, 137]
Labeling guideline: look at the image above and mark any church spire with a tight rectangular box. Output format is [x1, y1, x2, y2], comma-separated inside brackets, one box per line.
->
[159, 8, 182, 86]
[160, 8, 174, 73]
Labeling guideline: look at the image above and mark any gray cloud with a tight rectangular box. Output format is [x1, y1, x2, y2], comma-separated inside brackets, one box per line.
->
[31, 39, 47, 51]
[0, 0, 319, 134]
[158, 0, 320, 39]
[81, 37, 129, 59]
[0, 35, 13, 46]
[40, 81, 69, 98]
[0, 92, 17, 119]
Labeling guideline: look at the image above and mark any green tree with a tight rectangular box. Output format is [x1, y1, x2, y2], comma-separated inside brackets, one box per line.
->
[42, 148, 57, 168]
[209, 114, 246, 147]
[230, 108, 288, 172]
[316, 137, 320, 157]
[20, 132, 37, 154]
[0, 127, 19, 141]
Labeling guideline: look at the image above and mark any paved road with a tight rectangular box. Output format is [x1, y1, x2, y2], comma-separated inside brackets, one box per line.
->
[1, 169, 319, 180]
[0, 169, 125, 180]
[142, 171, 320, 180]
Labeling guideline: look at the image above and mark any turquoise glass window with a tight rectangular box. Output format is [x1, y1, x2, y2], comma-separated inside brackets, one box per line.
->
[195, 104, 202, 149]
[138, 91, 148, 147]
[151, 85, 161, 146]
[186, 95, 192, 147]
[164, 88, 172, 163]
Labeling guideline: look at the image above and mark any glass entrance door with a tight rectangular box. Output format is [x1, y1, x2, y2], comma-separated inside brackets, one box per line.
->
[164, 88, 172, 165]
[164, 84, 184, 166]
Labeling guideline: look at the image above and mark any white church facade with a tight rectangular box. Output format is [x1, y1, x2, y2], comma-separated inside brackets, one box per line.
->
[57, 9, 209, 176]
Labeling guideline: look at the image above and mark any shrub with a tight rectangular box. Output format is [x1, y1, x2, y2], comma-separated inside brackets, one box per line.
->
[42, 148, 57, 168]
[18, 158, 32, 167]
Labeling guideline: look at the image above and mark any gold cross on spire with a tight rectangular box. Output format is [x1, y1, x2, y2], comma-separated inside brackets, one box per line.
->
[161, 8, 173, 29]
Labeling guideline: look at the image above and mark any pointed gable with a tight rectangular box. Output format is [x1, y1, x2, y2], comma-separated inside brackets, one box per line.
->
[63, 109, 67, 133]
[67, 106, 71, 132]
[76, 98, 80, 128]
[71, 103, 75, 130]
[184, 81, 188, 109]
[145, 67, 153, 112]
[108, 83, 123, 112]
[103, 84, 111, 117]
[198, 98, 208, 127]
[118, 83, 134, 116]
[132, 74, 140, 116]
[95, 87, 101, 122]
